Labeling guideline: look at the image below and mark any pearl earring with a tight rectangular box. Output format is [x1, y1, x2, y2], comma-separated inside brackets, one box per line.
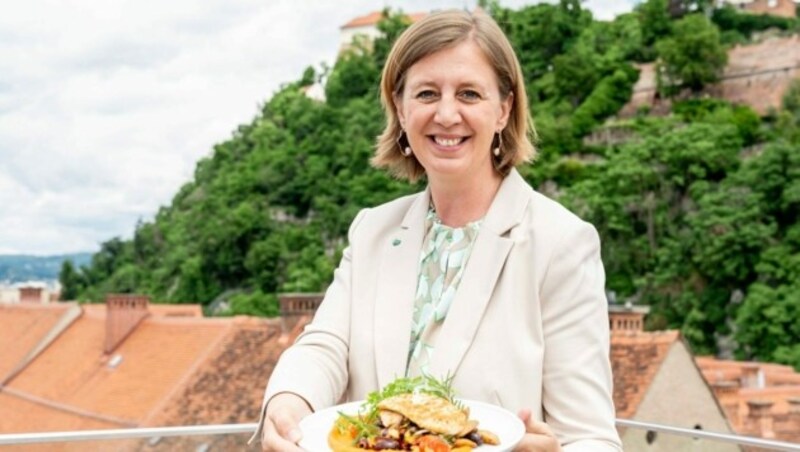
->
[397, 131, 412, 157]
[493, 132, 502, 157]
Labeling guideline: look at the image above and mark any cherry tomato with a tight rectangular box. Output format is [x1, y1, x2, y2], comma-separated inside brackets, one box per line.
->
[416, 435, 451, 452]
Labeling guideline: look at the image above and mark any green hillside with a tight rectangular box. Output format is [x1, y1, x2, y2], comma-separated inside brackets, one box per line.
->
[62, 1, 800, 369]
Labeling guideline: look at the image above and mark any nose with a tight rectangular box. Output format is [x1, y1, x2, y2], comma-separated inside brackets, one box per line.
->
[434, 96, 462, 128]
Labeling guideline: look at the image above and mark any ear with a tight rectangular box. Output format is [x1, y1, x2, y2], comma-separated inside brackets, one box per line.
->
[394, 93, 406, 129]
[496, 92, 513, 130]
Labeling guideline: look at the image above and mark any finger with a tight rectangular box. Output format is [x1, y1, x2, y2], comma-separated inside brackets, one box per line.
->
[512, 432, 560, 452]
[518, 408, 532, 424]
[527, 420, 556, 437]
[517, 409, 555, 437]
[272, 411, 303, 443]
[262, 418, 303, 452]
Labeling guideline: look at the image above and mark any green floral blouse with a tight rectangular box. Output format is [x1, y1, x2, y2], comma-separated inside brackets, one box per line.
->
[406, 207, 483, 377]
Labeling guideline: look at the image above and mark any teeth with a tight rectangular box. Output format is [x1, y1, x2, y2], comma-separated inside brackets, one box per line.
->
[434, 136, 462, 147]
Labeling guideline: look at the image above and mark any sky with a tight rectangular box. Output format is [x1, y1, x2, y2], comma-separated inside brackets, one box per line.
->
[0, 0, 635, 256]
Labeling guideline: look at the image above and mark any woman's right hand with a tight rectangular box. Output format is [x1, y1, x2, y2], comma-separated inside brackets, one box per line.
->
[260, 392, 313, 452]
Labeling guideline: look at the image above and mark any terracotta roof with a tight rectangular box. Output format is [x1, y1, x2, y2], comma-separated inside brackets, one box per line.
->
[341, 10, 427, 29]
[10, 316, 233, 423]
[0, 300, 311, 451]
[697, 356, 800, 442]
[139, 316, 301, 450]
[0, 303, 76, 383]
[610, 330, 681, 419]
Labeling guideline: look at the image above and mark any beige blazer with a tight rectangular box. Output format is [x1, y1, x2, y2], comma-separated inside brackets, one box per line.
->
[256, 169, 622, 451]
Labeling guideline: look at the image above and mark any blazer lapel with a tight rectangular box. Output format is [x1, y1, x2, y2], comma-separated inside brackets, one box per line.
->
[428, 169, 532, 380]
[374, 190, 430, 389]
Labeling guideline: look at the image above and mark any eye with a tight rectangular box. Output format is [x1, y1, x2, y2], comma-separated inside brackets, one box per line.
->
[459, 89, 481, 101]
[415, 90, 437, 100]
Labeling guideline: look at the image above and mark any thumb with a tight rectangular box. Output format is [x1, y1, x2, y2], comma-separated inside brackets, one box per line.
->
[517, 408, 532, 425]
[517, 409, 555, 437]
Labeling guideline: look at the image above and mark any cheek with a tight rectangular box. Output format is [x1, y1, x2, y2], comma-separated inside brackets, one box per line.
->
[405, 107, 430, 129]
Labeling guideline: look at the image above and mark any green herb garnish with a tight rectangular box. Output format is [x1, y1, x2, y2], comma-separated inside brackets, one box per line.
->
[336, 411, 380, 443]
[363, 373, 462, 421]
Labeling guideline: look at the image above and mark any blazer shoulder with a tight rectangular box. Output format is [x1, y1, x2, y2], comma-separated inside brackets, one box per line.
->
[527, 190, 598, 242]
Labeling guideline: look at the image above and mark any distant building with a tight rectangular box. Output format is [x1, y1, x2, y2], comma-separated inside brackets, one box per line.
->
[300, 82, 326, 102]
[620, 34, 800, 116]
[338, 10, 427, 54]
[722, 0, 798, 18]
[0, 283, 59, 305]
[608, 304, 741, 451]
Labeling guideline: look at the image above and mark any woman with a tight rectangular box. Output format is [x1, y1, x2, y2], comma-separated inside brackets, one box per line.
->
[256, 9, 622, 452]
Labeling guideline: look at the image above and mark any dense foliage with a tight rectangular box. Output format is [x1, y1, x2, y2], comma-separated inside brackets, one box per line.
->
[61, 2, 800, 369]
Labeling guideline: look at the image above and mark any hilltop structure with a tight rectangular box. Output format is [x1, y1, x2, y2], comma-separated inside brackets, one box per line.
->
[722, 0, 798, 18]
[338, 10, 427, 54]
[621, 34, 800, 116]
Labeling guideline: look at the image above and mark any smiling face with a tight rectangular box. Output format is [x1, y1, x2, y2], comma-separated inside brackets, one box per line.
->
[395, 39, 513, 187]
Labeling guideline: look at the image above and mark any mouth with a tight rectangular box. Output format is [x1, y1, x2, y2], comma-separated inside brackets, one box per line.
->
[430, 135, 469, 148]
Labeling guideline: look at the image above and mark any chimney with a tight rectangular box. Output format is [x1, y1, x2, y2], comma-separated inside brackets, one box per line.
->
[105, 294, 150, 354]
[741, 363, 764, 389]
[278, 293, 323, 334]
[608, 302, 650, 333]
[788, 397, 800, 432]
[711, 381, 741, 428]
[19, 286, 43, 304]
[788, 397, 800, 415]
[746, 399, 775, 439]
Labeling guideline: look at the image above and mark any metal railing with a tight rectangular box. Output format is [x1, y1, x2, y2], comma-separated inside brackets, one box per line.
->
[615, 419, 800, 451]
[0, 420, 798, 450]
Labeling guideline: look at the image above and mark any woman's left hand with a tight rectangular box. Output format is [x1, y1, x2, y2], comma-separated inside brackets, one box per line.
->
[512, 408, 563, 452]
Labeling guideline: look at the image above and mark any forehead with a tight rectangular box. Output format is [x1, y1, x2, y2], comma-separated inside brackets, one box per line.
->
[404, 40, 498, 89]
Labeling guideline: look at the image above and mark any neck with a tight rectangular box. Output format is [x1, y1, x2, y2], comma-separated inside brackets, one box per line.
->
[429, 172, 503, 227]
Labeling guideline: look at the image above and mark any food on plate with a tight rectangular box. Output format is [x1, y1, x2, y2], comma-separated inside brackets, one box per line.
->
[328, 375, 500, 451]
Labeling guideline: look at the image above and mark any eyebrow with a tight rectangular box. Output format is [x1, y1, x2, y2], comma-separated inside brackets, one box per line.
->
[407, 80, 488, 92]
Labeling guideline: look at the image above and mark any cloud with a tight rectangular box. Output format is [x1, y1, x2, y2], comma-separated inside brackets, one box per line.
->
[0, 0, 633, 255]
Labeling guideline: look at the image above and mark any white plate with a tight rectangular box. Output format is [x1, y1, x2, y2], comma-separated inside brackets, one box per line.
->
[298, 399, 525, 451]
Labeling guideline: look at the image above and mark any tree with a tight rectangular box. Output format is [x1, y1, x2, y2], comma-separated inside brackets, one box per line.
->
[373, 9, 414, 70]
[656, 14, 727, 96]
[777, 79, 800, 142]
[494, 0, 592, 86]
[324, 41, 381, 107]
[736, 282, 800, 369]
[636, 0, 672, 60]
[58, 260, 83, 301]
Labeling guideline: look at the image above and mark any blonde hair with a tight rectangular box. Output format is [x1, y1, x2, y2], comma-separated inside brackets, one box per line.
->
[372, 9, 536, 182]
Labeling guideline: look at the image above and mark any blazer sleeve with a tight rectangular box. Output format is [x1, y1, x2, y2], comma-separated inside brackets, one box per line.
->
[539, 220, 622, 451]
[249, 208, 367, 444]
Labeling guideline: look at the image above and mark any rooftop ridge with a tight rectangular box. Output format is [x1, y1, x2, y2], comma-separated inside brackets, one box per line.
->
[0, 302, 76, 311]
[1, 304, 82, 386]
[1, 386, 137, 427]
